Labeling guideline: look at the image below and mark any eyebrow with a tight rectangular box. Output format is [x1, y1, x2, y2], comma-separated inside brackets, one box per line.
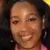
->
[10, 13, 40, 19]
[27, 13, 40, 17]
[10, 16, 19, 19]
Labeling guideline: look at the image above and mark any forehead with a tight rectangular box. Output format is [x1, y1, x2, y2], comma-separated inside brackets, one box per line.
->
[11, 1, 37, 10]
[10, 2, 39, 18]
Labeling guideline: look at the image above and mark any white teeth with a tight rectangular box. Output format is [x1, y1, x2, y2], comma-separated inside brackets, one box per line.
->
[21, 35, 32, 41]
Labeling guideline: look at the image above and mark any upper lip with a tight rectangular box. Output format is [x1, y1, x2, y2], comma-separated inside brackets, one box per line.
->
[19, 31, 33, 37]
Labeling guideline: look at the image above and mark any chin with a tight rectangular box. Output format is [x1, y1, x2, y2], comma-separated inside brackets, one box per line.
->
[19, 41, 36, 49]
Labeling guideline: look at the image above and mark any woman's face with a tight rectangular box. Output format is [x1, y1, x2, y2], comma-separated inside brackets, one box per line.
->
[10, 2, 43, 49]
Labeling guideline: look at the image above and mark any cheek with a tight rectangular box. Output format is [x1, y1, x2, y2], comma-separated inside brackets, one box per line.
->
[10, 23, 17, 38]
[29, 22, 42, 37]
[29, 23, 42, 43]
[10, 23, 20, 41]
[30, 21, 42, 31]
[10, 22, 22, 38]
[10, 22, 19, 33]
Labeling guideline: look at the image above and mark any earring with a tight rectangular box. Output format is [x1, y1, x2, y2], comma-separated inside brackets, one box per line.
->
[10, 39, 14, 43]
[43, 31, 47, 39]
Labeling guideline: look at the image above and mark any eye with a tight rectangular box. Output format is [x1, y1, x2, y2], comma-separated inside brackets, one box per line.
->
[28, 17, 37, 22]
[12, 20, 19, 24]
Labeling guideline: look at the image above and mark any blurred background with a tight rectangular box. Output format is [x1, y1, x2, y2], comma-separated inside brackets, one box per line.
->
[0, 0, 50, 50]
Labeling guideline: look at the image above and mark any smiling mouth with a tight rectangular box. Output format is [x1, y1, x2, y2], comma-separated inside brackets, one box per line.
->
[21, 35, 32, 41]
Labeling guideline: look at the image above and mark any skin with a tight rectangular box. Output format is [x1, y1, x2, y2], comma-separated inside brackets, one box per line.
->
[10, 2, 43, 50]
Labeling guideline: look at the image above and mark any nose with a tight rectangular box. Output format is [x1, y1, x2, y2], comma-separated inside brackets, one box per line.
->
[19, 23, 30, 36]
[20, 22, 27, 31]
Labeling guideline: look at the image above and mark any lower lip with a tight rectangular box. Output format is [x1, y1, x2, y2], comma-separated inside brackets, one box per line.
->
[21, 35, 32, 41]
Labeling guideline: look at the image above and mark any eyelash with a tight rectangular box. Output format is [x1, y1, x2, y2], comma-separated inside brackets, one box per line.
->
[12, 18, 36, 24]
[12, 20, 19, 24]
[28, 18, 36, 22]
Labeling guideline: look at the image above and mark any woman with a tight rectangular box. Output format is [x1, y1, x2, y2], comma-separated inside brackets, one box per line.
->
[4, 0, 48, 50]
